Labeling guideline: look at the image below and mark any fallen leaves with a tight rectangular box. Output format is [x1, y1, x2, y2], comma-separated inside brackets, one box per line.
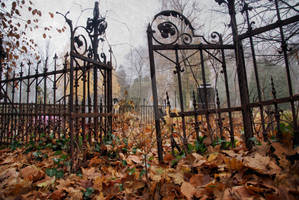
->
[0, 118, 299, 200]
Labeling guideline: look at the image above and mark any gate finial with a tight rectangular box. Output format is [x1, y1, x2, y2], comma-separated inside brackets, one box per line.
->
[93, 1, 99, 19]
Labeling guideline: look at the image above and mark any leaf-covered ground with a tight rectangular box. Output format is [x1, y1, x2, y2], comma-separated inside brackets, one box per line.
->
[0, 113, 299, 200]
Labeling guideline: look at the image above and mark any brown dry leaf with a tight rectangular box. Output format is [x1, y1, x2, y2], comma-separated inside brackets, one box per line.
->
[89, 156, 103, 167]
[0, 167, 18, 183]
[227, 186, 255, 200]
[49, 189, 65, 200]
[49, 12, 54, 18]
[243, 153, 272, 174]
[65, 187, 83, 200]
[5, 177, 32, 196]
[214, 172, 231, 181]
[181, 182, 196, 200]
[1, 156, 16, 165]
[20, 165, 45, 182]
[94, 176, 105, 191]
[95, 192, 105, 200]
[168, 170, 185, 185]
[190, 174, 213, 187]
[221, 150, 242, 158]
[149, 166, 165, 182]
[127, 155, 142, 165]
[207, 152, 219, 162]
[245, 181, 280, 199]
[81, 167, 96, 178]
[160, 183, 179, 200]
[223, 156, 243, 170]
[164, 153, 175, 163]
[127, 180, 145, 192]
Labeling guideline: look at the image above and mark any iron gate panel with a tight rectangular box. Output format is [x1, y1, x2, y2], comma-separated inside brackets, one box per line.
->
[147, 0, 299, 163]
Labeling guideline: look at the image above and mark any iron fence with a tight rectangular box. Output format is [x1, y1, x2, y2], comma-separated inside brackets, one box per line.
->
[147, 0, 299, 162]
[0, 2, 113, 170]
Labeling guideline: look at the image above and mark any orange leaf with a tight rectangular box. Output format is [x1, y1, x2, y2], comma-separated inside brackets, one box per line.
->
[12, 2, 16, 9]
[49, 12, 54, 18]
[181, 182, 196, 200]
[21, 46, 27, 53]
[20, 165, 45, 182]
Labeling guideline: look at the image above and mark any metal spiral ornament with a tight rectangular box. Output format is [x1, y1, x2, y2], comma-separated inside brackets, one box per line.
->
[151, 10, 196, 45]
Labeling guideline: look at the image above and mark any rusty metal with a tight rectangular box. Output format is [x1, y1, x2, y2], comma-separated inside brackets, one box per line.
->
[271, 77, 282, 140]
[147, 0, 299, 162]
[147, 25, 163, 163]
[242, 3, 267, 141]
[0, 2, 113, 170]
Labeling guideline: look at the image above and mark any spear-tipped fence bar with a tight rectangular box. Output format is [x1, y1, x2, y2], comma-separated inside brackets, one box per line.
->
[0, 57, 112, 145]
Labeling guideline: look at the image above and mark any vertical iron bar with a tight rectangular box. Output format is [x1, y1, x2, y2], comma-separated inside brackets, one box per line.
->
[219, 34, 235, 147]
[192, 91, 200, 143]
[26, 62, 31, 143]
[82, 64, 86, 148]
[147, 25, 163, 163]
[35, 64, 39, 141]
[88, 69, 92, 144]
[53, 54, 58, 138]
[75, 63, 79, 143]
[216, 90, 224, 148]
[5, 66, 9, 144]
[0, 39, 3, 144]
[63, 53, 68, 138]
[271, 77, 281, 140]
[244, 3, 267, 141]
[93, 64, 98, 143]
[227, 0, 253, 149]
[274, 0, 298, 146]
[11, 71, 16, 144]
[43, 60, 48, 137]
[108, 50, 113, 136]
[175, 48, 188, 153]
[200, 49, 213, 142]
[19, 63, 24, 143]
[69, 24, 75, 172]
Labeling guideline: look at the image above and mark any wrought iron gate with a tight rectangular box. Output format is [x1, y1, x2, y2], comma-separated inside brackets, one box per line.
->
[147, 0, 299, 163]
[0, 2, 113, 156]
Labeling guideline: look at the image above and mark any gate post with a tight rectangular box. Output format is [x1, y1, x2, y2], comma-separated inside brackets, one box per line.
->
[227, 0, 253, 149]
[147, 25, 163, 163]
[107, 49, 113, 136]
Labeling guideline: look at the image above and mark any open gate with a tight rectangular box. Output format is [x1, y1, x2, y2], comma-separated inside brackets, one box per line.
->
[147, 0, 299, 163]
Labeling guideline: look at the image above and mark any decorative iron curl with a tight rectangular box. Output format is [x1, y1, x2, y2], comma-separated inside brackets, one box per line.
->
[150, 10, 222, 46]
[180, 33, 193, 45]
[153, 21, 179, 45]
[73, 34, 88, 55]
[211, 31, 222, 43]
[151, 10, 196, 45]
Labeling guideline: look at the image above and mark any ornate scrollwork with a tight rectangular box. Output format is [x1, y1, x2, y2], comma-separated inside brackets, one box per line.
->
[150, 10, 219, 46]
[59, 2, 108, 61]
[211, 31, 222, 44]
[73, 32, 88, 56]
[151, 10, 196, 45]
